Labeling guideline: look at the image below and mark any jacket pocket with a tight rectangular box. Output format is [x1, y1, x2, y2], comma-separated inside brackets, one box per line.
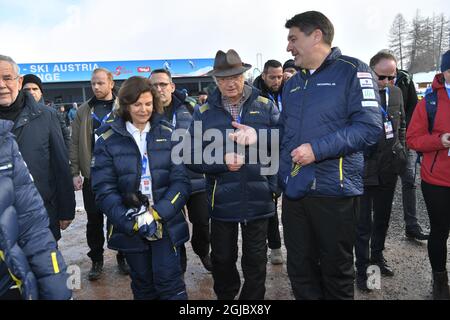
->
[430, 151, 440, 174]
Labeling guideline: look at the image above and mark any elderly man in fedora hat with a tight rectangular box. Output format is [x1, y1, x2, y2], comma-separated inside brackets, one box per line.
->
[186, 49, 280, 300]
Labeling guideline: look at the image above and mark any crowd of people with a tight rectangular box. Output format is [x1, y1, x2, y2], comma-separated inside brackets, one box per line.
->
[0, 10, 449, 300]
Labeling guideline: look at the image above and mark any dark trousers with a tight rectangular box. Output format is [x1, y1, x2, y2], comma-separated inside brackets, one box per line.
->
[211, 218, 268, 300]
[267, 198, 281, 249]
[421, 181, 450, 272]
[282, 195, 358, 300]
[124, 235, 186, 300]
[355, 176, 397, 271]
[400, 149, 420, 230]
[186, 192, 210, 258]
[82, 178, 105, 262]
[0, 288, 22, 300]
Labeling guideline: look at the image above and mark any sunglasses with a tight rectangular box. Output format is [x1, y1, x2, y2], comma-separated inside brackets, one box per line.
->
[375, 73, 396, 81]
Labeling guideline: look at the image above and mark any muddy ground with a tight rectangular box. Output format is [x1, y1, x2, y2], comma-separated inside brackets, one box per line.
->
[58, 181, 449, 300]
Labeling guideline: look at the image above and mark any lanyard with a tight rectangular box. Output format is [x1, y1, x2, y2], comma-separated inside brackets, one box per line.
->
[172, 109, 177, 127]
[142, 153, 148, 176]
[91, 111, 112, 126]
[236, 107, 244, 124]
[380, 87, 390, 119]
[268, 93, 282, 112]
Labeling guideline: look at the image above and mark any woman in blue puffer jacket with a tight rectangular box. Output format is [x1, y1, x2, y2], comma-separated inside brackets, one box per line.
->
[91, 76, 191, 300]
[0, 119, 71, 300]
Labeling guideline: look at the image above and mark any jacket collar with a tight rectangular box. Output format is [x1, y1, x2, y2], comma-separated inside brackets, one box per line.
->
[13, 92, 45, 130]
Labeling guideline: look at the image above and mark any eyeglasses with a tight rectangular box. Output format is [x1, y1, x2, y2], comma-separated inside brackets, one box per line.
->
[151, 82, 170, 89]
[216, 75, 242, 84]
[375, 73, 395, 81]
[0, 75, 20, 85]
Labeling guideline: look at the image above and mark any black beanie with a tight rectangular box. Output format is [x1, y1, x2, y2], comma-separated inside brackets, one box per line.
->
[282, 59, 298, 71]
[22, 74, 43, 93]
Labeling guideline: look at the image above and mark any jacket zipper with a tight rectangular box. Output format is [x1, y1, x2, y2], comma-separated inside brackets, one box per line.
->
[339, 157, 344, 187]
[211, 179, 217, 209]
[430, 150, 440, 173]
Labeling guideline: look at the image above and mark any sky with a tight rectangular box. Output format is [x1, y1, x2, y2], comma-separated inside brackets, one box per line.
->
[0, 0, 448, 73]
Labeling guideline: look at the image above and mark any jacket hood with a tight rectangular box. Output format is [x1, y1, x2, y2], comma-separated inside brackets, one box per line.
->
[432, 73, 445, 91]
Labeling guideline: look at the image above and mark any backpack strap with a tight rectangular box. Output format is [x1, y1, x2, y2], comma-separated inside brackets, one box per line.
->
[424, 90, 438, 134]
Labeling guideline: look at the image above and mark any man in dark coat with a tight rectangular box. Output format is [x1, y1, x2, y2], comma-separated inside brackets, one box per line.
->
[21, 74, 71, 150]
[0, 55, 75, 241]
[252, 59, 284, 265]
[355, 50, 408, 291]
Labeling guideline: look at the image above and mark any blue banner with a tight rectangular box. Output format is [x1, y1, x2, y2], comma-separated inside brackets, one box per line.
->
[18, 58, 214, 83]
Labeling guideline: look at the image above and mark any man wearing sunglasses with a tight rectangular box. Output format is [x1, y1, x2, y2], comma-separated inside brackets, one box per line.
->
[373, 50, 429, 242]
[355, 51, 407, 291]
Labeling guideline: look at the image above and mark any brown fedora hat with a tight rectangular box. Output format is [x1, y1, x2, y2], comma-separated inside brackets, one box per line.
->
[209, 49, 252, 77]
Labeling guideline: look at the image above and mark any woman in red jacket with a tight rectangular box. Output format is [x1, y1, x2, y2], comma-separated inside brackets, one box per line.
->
[407, 50, 450, 300]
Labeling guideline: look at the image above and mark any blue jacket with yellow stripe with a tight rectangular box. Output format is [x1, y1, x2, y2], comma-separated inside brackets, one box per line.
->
[280, 47, 383, 197]
[91, 114, 190, 252]
[0, 120, 71, 300]
[186, 86, 279, 222]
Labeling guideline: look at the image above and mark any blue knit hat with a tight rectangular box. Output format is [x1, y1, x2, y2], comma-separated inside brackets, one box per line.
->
[441, 50, 450, 72]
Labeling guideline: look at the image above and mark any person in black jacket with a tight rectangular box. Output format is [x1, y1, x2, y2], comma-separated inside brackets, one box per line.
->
[91, 76, 191, 300]
[0, 119, 71, 300]
[0, 55, 75, 241]
[252, 59, 284, 265]
[374, 50, 428, 241]
[355, 51, 407, 291]
[149, 69, 212, 272]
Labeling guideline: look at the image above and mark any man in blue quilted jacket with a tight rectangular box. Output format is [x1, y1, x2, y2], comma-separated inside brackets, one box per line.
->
[186, 49, 279, 300]
[279, 11, 383, 300]
[0, 119, 71, 300]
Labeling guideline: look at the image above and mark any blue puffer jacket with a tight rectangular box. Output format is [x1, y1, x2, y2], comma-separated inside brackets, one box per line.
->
[170, 91, 206, 194]
[186, 86, 279, 222]
[91, 114, 191, 253]
[0, 120, 71, 300]
[280, 48, 383, 197]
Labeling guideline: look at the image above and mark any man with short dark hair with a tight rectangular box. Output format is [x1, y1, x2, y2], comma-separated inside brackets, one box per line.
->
[149, 69, 212, 272]
[280, 11, 383, 299]
[253, 59, 284, 265]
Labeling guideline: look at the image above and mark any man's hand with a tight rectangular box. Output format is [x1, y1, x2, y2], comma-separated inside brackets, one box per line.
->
[228, 121, 258, 146]
[60, 220, 72, 230]
[73, 175, 83, 191]
[441, 133, 450, 148]
[291, 143, 316, 166]
[224, 152, 245, 172]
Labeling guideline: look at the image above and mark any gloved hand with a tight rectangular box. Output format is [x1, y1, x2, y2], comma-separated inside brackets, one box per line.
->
[135, 210, 157, 240]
